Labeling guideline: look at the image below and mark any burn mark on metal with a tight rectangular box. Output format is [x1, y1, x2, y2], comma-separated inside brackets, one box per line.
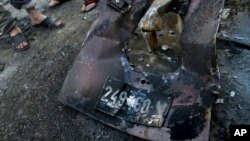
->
[167, 105, 207, 140]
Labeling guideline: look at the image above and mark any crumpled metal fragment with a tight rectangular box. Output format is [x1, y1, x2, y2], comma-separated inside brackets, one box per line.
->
[59, 0, 224, 140]
[218, 2, 250, 48]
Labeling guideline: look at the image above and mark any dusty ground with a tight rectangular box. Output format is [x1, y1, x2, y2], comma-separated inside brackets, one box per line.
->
[0, 0, 249, 141]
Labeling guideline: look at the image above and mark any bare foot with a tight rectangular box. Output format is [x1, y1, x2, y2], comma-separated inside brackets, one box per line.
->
[30, 14, 47, 25]
[9, 27, 29, 50]
[49, 0, 61, 7]
[26, 8, 63, 27]
[81, 2, 96, 12]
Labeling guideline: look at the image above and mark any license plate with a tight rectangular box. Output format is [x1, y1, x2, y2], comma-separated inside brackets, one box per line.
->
[95, 77, 172, 127]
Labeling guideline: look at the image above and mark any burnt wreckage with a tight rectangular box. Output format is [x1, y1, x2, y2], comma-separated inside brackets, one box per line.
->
[59, 0, 226, 140]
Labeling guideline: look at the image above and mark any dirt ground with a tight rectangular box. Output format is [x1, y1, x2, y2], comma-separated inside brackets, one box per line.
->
[0, 0, 249, 141]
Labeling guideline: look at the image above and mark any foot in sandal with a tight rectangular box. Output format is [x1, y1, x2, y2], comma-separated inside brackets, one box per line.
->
[9, 26, 30, 52]
[81, 0, 98, 12]
[49, 0, 70, 8]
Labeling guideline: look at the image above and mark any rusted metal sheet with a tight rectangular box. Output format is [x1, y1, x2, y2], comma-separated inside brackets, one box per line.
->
[59, 0, 224, 140]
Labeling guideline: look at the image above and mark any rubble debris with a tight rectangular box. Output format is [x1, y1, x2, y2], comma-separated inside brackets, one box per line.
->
[222, 8, 230, 19]
[230, 91, 236, 97]
[136, 54, 144, 62]
[238, 104, 243, 110]
[161, 45, 172, 51]
[233, 76, 238, 79]
[216, 99, 225, 104]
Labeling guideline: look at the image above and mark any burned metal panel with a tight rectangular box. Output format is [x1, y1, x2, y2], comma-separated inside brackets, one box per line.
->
[59, 0, 151, 112]
[59, 0, 224, 140]
[181, 0, 225, 76]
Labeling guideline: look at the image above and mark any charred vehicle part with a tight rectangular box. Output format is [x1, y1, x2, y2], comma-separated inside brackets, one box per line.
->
[139, 0, 190, 52]
[59, 0, 225, 140]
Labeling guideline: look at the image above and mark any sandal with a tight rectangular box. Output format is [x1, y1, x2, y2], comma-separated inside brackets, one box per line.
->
[49, 0, 70, 8]
[11, 33, 30, 52]
[33, 17, 64, 29]
[81, 0, 98, 12]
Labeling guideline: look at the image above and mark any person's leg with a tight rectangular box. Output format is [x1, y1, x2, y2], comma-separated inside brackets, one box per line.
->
[0, 3, 17, 34]
[25, 7, 46, 25]
[26, 7, 62, 27]
[49, 0, 60, 7]
[81, 0, 98, 12]
[9, 26, 29, 50]
[9, 0, 63, 28]
[9, 0, 44, 24]
[0, 4, 29, 50]
[49, 0, 69, 8]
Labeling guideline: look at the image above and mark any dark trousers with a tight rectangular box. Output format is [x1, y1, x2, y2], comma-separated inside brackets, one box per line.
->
[0, 3, 17, 34]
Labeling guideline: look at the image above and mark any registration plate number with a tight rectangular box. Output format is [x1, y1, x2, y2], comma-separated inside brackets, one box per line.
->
[95, 77, 172, 127]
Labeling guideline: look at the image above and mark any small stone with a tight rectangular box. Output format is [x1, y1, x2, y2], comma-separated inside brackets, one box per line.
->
[222, 8, 230, 19]
[233, 76, 238, 79]
[212, 90, 220, 95]
[0, 63, 5, 72]
[96, 135, 101, 139]
[137, 55, 144, 62]
[230, 91, 236, 97]
[237, 61, 242, 64]
[237, 104, 243, 110]
[161, 45, 171, 51]
[83, 17, 87, 20]
[61, 51, 66, 58]
[23, 84, 29, 90]
[216, 98, 224, 104]
[167, 57, 172, 62]
[168, 30, 175, 35]
[146, 64, 150, 67]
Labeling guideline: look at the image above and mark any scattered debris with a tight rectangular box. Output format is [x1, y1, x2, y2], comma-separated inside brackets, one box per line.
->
[233, 76, 238, 79]
[230, 91, 236, 97]
[238, 104, 243, 110]
[168, 30, 175, 35]
[136, 54, 144, 62]
[222, 8, 230, 19]
[95, 135, 101, 140]
[161, 45, 171, 51]
[61, 51, 66, 58]
[23, 84, 29, 90]
[216, 98, 225, 104]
